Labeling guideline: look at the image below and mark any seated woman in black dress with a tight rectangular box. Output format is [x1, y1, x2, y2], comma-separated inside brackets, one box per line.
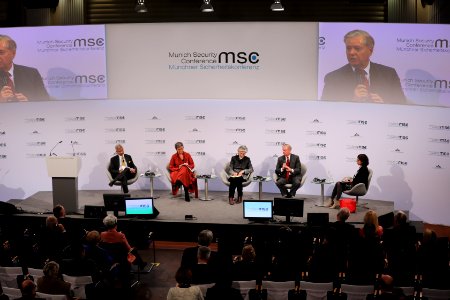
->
[327, 153, 369, 209]
[227, 145, 253, 205]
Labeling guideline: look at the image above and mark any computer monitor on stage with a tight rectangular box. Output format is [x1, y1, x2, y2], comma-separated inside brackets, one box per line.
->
[273, 198, 304, 223]
[243, 200, 273, 222]
[103, 193, 129, 217]
[124, 197, 158, 219]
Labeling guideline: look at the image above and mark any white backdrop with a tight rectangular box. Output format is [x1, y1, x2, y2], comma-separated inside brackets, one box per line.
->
[0, 99, 449, 225]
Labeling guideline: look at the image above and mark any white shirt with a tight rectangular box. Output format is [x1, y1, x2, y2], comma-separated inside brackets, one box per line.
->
[167, 286, 204, 300]
[118, 155, 128, 171]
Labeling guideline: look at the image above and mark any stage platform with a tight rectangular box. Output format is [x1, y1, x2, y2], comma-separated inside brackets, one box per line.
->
[10, 189, 394, 226]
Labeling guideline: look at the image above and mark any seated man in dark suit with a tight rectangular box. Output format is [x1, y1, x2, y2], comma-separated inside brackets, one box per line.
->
[0, 35, 50, 102]
[275, 144, 302, 198]
[321, 29, 406, 104]
[108, 144, 137, 193]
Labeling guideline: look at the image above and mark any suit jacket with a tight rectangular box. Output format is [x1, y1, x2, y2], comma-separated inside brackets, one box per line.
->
[275, 154, 301, 178]
[321, 62, 406, 104]
[109, 154, 136, 177]
[13, 64, 50, 101]
[180, 246, 217, 270]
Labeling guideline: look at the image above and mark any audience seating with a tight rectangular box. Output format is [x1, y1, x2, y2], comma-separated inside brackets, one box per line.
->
[341, 284, 374, 300]
[422, 288, 450, 300]
[0, 266, 22, 288]
[2, 286, 22, 298]
[27, 267, 44, 277]
[300, 281, 333, 300]
[36, 291, 68, 300]
[62, 274, 93, 299]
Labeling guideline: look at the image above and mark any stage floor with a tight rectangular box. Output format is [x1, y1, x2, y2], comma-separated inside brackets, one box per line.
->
[10, 189, 394, 225]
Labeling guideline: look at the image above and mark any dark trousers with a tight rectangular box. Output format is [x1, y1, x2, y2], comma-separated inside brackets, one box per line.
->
[331, 181, 352, 201]
[275, 175, 301, 196]
[111, 168, 133, 193]
[228, 176, 245, 198]
[176, 180, 190, 200]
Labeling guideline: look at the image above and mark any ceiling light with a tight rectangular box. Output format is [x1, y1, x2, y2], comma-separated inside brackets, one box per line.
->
[201, 0, 214, 12]
[271, 0, 284, 11]
[135, 0, 148, 13]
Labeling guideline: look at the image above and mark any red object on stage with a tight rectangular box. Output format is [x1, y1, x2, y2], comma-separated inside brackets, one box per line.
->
[340, 198, 356, 213]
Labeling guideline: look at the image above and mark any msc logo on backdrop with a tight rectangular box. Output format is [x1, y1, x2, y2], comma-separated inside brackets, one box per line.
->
[392, 148, 404, 153]
[434, 165, 444, 169]
[105, 128, 126, 133]
[0, 154, 6, 159]
[347, 145, 367, 150]
[146, 151, 166, 156]
[266, 117, 287, 122]
[388, 122, 408, 128]
[192, 152, 206, 156]
[190, 128, 200, 133]
[311, 119, 322, 124]
[72, 152, 87, 156]
[74, 74, 106, 84]
[388, 135, 408, 141]
[429, 125, 450, 130]
[105, 116, 125, 121]
[185, 140, 206, 144]
[318, 37, 326, 46]
[388, 160, 408, 166]
[26, 142, 46, 147]
[73, 38, 105, 48]
[226, 128, 246, 133]
[429, 138, 450, 144]
[145, 140, 166, 144]
[106, 139, 126, 144]
[265, 129, 286, 134]
[231, 141, 240, 145]
[0, 131, 5, 135]
[145, 128, 166, 132]
[306, 143, 327, 148]
[225, 116, 246, 121]
[266, 141, 286, 146]
[65, 116, 86, 122]
[26, 153, 47, 158]
[351, 133, 361, 138]
[306, 130, 327, 136]
[185, 116, 206, 120]
[218, 52, 259, 64]
[347, 120, 368, 125]
[66, 129, 87, 134]
[0, 142, 6, 147]
[25, 117, 45, 123]
[428, 151, 449, 157]
[309, 155, 327, 160]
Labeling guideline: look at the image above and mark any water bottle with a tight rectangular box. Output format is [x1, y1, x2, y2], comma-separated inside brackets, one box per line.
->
[327, 170, 334, 183]
[266, 169, 271, 178]
[155, 167, 160, 175]
[211, 168, 216, 177]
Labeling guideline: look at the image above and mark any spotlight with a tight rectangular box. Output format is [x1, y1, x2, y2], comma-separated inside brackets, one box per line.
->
[201, 0, 214, 12]
[270, 0, 284, 11]
[135, 0, 148, 13]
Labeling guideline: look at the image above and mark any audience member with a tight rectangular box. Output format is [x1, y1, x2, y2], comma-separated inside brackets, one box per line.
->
[330, 207, 357, 271]
[167, 267, 204, 300]
[206, 271, 243, 300]
[232, 244, 261, 281]
[16, 279, 36, 300]
[191, 246, 215, 284]
[60, 242, 100, 281]
[308, 228, 338, 283]
[181, 230, 216, 270]
[360, 210, 383, 238]
[84, 230, 114, 273]
[39, 216, 68, 264]
[36, 261, 71, 297]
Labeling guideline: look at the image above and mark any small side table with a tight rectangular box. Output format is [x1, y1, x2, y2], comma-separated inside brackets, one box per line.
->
[250, 177, 272, 200]
[141, 173, 162, 198]
[313, 180, 333, 207]
[196, 175, 217, 201]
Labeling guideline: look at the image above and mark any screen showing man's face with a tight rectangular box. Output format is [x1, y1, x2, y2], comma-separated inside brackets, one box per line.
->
[345, 36, 373, 69]
[0, 40, 15, 72]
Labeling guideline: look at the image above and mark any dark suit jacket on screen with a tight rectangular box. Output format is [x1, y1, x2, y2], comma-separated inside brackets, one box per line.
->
[13, 64, 50, 101]
[321, 62, 406, 104]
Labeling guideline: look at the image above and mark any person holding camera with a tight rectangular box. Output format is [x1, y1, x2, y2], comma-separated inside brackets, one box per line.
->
[326, 154, 370, 209]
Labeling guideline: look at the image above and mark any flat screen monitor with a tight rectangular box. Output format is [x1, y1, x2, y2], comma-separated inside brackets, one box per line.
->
[243, 200, 273, 222]
[273, 198, 304, 223]
[103, 193, 129, 217]
[125, 197, 154, 217]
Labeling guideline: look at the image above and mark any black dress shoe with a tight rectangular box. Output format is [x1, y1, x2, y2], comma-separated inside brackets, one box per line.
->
[109, 181, 114, 187]
[286, 193, 292, 198]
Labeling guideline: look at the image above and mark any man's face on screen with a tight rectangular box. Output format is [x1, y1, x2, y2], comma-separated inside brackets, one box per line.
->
[345, 35, 373, 69]
[0, 40, 16, 71]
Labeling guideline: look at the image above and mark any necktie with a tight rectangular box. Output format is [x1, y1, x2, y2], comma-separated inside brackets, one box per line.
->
[285, 157, 290, 180]
[2, 71, 15, 94]
[121, 157, 126, 167]
[357, 68, 369, 89]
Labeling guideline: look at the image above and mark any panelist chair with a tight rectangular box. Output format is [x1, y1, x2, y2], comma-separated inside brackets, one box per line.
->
[219, 162, 254, 188]
[343, 168, 373, 207]
[106, 163, 139, 193]
[165, 164, 199, 198]
[272, 162, 308, 196]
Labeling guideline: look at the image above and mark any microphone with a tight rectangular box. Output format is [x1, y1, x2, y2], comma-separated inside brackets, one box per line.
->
[70, 141, 76, 157]
[49, 141, 63, 157]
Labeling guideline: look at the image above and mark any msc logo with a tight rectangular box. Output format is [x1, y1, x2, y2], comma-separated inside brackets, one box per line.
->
[347, 120, 367, 125]
[307, 130, 326, 136]
[105, 128, 126, 133]
[225, 116, 246, 121]
[311, 119, 322, 123]
[393, 148, 404, 153]
[265, 141, 286, 146]
[26, 117, 45, 123]
[266, 117, 287, 122]
[307, 143, 327, 148]
[429, 125, 450, 130]
[265, 129, 286, 134]
[192, 152, 206, 156]
[145, 140, 166, 144]
[185, 116, 206, 120]
[429, 138, 450, 144]
[388, 122, 408, 128]
[26, 142, 46, 146]
[388, 135, 408, 140]
[73, 38, 105, 47]
[226, 128, 246, 133]
[389, 160, 408, 166]
[116, 139, 125, 144]
[66, 116, 86, 122]
[73, 152, 87, 156]
[105, 116, 125, 121]
[309, 155, 327, 160]
[26, 153, 47, 158]
[145, 128, 166, 132]
[0, 131, 5, 135]
[218, 52, 259, 64]
[435, 39, 448, 48]
[150, 116, 160, 120]
[66, 129, 87, 134]
[429, 151, 450, 157]
[0, 154, 6, 159]
[186, 140, 206, 144]
[74, 74, 106, 84]
[147, 151, 166, 156]
[0, 142, 6, 147]
[190, 128, 200, 132]
[347, 145, 367, 150]
[31, 130, 39, 134]
[434, 165, 443, 169]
